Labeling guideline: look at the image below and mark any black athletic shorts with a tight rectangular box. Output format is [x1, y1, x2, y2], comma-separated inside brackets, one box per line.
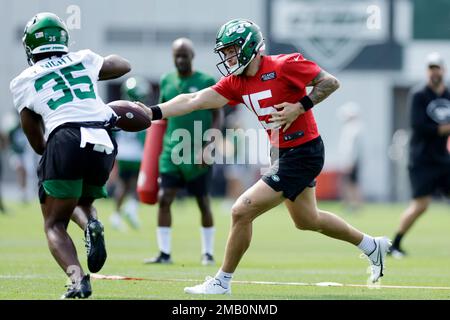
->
[38, 126, 117, 204]
[262, 136, 325, 201]
[409, 164, 450, 198]
[343, 163, 359, 184]
[160, 168, 212, 197]
[349, 164, 359, 183]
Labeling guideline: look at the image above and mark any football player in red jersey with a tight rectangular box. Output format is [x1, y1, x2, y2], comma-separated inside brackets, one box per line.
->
[140, 19, 391, 294]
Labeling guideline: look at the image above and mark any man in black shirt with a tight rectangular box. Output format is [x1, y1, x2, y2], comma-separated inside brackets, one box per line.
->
[390, 52, 450, 258]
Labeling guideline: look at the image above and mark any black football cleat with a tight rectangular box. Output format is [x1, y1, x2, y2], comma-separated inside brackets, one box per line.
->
[85, 219, 107, 273]
[143, 252, 173, 264]
[388, 245, 407, 259]
[61, 274, 92, 299]
[201, 253, 215, 266]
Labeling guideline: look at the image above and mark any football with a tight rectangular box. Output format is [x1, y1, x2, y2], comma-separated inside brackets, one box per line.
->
[107, 100, 151, 132]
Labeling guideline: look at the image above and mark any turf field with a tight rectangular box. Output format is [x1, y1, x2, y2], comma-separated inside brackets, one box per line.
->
[1, 198, 449, 300]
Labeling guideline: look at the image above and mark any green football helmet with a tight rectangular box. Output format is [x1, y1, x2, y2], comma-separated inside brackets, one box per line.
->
[214, 19, 265, 76]
[22, 12, 69, 66]
[120, 76, 151, 102]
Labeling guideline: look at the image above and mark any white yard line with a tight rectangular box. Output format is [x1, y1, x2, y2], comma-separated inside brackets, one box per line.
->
[89, 274, 450, 291]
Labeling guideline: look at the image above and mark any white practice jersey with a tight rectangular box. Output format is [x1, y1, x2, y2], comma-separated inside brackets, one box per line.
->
[10, 49, 114, 139]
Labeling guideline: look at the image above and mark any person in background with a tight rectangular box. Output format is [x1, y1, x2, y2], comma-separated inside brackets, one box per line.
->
[0, 132, 6, 213]
[109, 76, 150, 230]
[337, 102, 364, 213]
[221, 110, 256, 210]
[390, 52, 450, 258]
[7, 119, 40, 203]
[144, 38, 223, 266]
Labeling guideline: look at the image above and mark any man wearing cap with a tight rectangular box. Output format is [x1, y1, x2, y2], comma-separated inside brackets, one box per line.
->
[390, 52, 450, 258]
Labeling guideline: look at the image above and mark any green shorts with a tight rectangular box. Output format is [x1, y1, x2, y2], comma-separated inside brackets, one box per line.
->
[117, 160, 141, 181]
[159, 149, 209, 182]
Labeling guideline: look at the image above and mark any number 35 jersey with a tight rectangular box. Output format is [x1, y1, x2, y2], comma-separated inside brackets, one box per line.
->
[212, 53, 321, 148]
[10, 49, 114, 138]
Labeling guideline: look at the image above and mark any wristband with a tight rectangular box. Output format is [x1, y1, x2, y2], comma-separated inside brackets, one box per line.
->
[150, 105, 162, 120]
[299, 95, 314, 112]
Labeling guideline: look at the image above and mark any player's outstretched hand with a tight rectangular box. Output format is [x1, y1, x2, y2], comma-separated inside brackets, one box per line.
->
[270, 102, 304, 132]
[133, 101, 153, 120]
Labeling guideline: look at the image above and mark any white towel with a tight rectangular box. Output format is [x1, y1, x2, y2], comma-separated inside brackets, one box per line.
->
[79, 127, 114, 154]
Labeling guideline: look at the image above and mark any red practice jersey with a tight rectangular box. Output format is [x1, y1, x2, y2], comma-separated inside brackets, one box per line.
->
[212, 53, 321, 148]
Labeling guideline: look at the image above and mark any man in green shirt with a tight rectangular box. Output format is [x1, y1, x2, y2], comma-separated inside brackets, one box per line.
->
[144, 38, 223, 265]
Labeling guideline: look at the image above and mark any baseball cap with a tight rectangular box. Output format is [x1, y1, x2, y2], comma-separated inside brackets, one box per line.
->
[426, 52, 444, 68]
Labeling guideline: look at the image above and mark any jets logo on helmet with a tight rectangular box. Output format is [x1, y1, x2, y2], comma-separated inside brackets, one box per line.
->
[225, 22, 252, 37]
[22, 12, 70, 66]
[214, 19, 265, 77]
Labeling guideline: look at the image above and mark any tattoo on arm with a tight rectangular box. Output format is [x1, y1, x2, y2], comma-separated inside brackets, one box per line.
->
[307, 70, 340, 105]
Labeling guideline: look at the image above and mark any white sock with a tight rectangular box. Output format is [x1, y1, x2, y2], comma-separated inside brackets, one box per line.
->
[157, 227, 171, 255]
[357, 234, 377, 256]
[215, 269, 232, 288]
[201, 227, 215, 255]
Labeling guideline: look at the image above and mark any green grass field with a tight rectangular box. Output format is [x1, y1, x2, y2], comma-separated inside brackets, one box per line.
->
[1, 198, 449, 300]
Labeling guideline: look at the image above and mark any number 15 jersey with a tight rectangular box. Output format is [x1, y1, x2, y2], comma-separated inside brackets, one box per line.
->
[212, 53, 321, 148]
[10, 49, 114, 139]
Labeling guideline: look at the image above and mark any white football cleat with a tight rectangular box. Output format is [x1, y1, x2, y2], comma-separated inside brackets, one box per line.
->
[184, 276, 231, 295]
[123, 199, 140, 229]
[365, 236, 391, 283]
[109, 213, 124, 231]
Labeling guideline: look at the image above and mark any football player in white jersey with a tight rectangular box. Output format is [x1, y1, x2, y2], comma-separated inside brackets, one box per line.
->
[10, 12, 131, 299]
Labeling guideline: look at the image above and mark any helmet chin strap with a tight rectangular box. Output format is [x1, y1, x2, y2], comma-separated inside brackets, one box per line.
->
[233, 65, 245, 75]
[233, 52, 256, 75]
